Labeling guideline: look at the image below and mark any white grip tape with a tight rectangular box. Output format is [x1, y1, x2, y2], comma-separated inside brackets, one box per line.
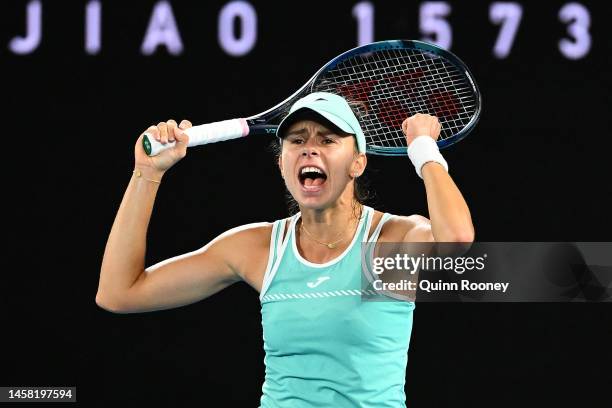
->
[407, 135, 448, 179]
[144, 118, 248, 156]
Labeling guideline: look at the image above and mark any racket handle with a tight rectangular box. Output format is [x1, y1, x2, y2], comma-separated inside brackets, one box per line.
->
[142, 118, 249, 156]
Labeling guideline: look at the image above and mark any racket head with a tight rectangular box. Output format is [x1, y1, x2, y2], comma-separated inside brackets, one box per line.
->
[250, 40, 481, 156]
[312, 40, 482, 155]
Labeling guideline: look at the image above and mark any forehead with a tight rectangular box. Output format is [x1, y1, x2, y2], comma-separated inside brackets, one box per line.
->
[285, 119, 334, 135]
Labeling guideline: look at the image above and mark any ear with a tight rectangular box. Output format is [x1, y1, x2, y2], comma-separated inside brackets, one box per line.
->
[351, 153, 367, 178]
[278, 156, 284, 179]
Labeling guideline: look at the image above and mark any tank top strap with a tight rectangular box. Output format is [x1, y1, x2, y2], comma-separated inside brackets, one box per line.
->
[362, 211, 396, 288]
[260, 218, 290, 300]
[367, 211, 395, 243]
[286, 212, 301, 242]
[360, 205, 375, 243]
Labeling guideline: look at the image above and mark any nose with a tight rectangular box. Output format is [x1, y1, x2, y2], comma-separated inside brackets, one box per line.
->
[301, 146, 319, 157]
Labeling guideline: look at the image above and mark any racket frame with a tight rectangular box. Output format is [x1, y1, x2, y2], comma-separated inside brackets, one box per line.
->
[143, 40, 481, 156]
[246, 40, 481, 155]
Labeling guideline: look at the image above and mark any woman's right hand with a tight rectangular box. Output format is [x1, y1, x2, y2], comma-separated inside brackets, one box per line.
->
[134, 119, 192, 174]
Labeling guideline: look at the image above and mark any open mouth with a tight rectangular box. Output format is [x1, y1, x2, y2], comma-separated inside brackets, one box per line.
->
[298, 166, 328, 189]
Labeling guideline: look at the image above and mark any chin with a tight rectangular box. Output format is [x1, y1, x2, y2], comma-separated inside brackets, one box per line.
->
[292, 190, 342, 212]
[287, 179, 346, 211]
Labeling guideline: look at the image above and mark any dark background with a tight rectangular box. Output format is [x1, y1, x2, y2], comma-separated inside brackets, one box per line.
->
[2, 0, 611, 406]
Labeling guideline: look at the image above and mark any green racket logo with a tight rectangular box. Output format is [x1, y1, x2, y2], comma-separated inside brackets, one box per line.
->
[143, 135, 152, 155]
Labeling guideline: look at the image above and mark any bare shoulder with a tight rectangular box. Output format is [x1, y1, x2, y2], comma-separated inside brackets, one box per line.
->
[215, 217, 292, 247]
[214, 222, 274, 246]
[379, 213, 434, 242]
[210, 219, 290, 290]
[209, 222, 274, 266]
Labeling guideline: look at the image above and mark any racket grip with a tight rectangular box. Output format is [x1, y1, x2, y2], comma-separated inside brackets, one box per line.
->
[142, 118, 249, 156]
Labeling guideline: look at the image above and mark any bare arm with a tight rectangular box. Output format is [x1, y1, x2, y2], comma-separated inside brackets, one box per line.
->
[421, 162, 474, 242]
[96, 164, 166, 311]
[96, 119, 247, 313]
[95, 168, 247, 313]
[98, 221, 265, 314]
[401, 113, 475, 243]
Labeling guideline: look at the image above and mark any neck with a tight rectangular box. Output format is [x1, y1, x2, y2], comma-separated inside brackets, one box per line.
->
[298, 199, 363, 242]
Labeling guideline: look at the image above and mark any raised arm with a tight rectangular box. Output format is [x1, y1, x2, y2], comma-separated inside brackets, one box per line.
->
[98, 221, 268, 314]
[401, 113, 475, 243]
[96, 120, 259, 313]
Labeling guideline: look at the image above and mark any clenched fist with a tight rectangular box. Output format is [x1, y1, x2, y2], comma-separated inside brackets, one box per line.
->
[401, 113, 441, 146]
[134, 119, 192, 174]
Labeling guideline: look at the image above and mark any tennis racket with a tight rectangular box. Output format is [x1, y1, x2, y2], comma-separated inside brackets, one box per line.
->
[143, 39, 481, 157]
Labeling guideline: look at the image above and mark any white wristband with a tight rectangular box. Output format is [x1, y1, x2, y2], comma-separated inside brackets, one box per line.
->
[407, 135, 449, 179]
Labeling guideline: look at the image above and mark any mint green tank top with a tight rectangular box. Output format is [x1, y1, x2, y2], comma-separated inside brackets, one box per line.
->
[259, 206, 416, 407]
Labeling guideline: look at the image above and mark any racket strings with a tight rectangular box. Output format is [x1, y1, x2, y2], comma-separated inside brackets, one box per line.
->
[313, 47, 478, 149]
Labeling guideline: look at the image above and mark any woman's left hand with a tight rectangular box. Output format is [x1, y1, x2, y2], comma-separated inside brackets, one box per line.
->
[401, 113, 442, 146]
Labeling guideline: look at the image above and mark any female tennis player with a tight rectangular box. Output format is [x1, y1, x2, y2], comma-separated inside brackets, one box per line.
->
[96, 92, 474, 407]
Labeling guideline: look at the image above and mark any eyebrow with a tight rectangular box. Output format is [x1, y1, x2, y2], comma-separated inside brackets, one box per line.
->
[284, 128, 336, 137]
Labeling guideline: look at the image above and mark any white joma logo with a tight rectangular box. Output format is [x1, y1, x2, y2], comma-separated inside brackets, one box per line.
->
[307, 276, 330, 288]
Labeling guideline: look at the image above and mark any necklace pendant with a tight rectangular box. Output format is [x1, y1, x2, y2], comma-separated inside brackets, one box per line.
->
[327, 243, 336, 249]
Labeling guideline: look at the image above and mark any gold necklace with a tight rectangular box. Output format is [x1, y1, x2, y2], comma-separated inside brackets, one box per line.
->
[299, 206, 363, 249]
[300, 223, 346, 249]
